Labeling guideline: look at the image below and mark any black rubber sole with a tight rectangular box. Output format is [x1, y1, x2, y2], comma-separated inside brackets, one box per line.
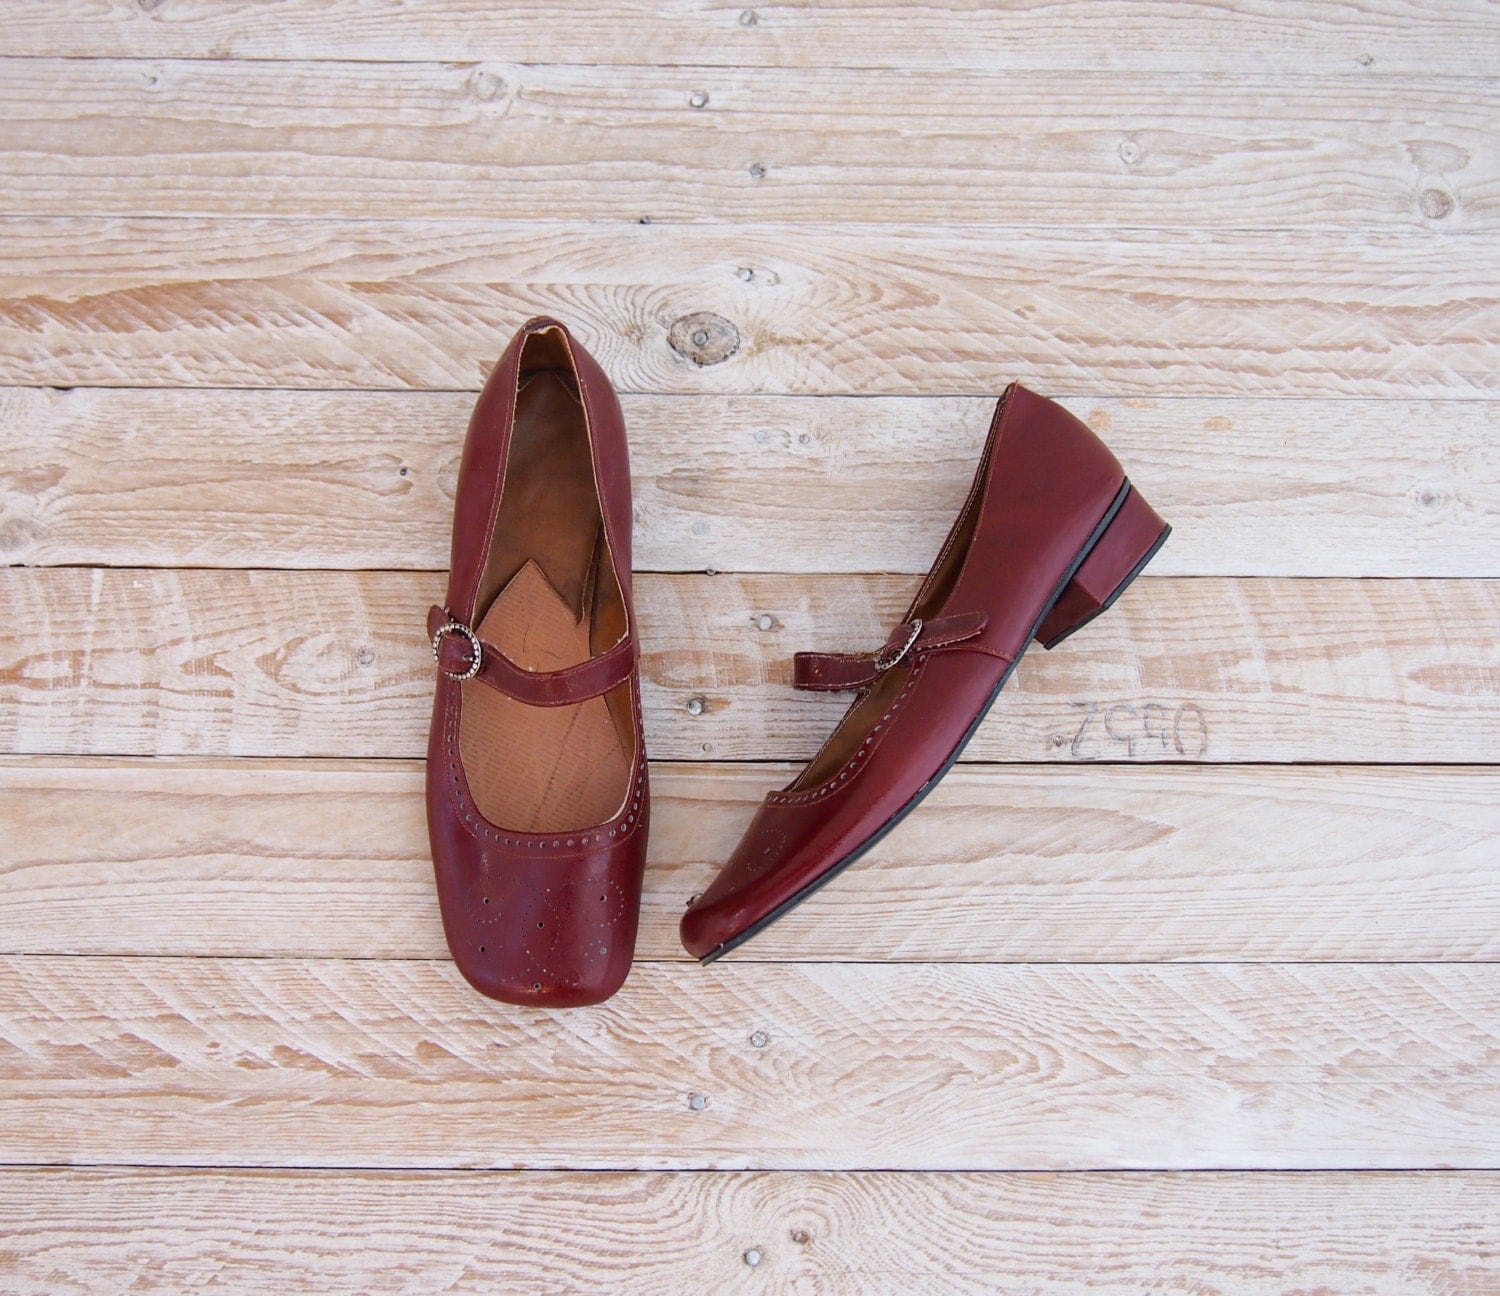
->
[698, 478, 1139, 965]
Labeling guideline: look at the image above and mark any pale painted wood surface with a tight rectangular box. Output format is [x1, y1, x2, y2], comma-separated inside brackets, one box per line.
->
[7, 386, 1496, 576]
[4, 60, 1494, 229]
[3, 1, 1498, 1288]
[3, 758, 1496, 963]
[2, 956, 1496, 1169]
[11, 0, 1500, 74]
[3, 567, 1495, 761]
[4, 219, 1495, 397]
[3, 1169, 1497, 1296]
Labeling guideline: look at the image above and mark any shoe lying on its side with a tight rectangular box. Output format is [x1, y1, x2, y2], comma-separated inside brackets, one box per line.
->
[426, 317, 648, 1006]
[681, 383, 1169, 962]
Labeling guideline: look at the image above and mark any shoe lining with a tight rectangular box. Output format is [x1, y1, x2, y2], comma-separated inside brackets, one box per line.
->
[457, 357, 634, 833]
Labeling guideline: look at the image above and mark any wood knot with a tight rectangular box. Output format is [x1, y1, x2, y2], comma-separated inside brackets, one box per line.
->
[668, 312, 741, 366]
[1419, 187, 1455, 220]
[467, 69, 507, 102]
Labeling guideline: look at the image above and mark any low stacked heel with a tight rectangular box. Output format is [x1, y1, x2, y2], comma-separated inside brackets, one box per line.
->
[1034, 484, 1170, 650]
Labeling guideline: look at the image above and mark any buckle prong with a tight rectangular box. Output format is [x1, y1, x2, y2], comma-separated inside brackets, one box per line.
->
[873, 618, 923, 672]
[432, 620, 483, 681]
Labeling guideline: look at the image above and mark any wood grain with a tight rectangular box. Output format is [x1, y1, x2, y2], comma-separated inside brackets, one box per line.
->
[4, 60, 1494, 228]
[7, 386, 1497, 577]
[1, 567, 1494, 763]
[1, 957, 1496, 1170]
[2, 1168, 1496, 1296]
[4, 219, 1494, 397]
[3, 758, 1496, 964]
[10, 0, 1499, 74]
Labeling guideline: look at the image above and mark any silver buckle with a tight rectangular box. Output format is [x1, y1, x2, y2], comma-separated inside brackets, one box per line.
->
[431, 620, 482, 681]
[873, 618, 923, 672]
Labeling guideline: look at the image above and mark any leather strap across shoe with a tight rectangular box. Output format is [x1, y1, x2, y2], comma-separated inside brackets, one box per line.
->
[428, 604, 636, 707]
[791, 611, 994, 693]
[681, 382, 1170, 963]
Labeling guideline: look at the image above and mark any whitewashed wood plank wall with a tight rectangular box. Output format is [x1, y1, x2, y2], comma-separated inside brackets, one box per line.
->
[1, 2, 1497, 1291]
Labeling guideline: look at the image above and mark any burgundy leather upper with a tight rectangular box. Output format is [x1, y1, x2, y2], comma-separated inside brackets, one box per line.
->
[427, 318, 648, 1007]
[680, 384, 1125, 960]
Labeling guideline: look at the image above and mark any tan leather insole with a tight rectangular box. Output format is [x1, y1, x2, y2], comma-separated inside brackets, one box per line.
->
[457, 366, 633, 833]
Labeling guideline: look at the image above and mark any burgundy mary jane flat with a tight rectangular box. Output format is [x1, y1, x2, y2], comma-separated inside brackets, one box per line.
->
[681, 384, 1169, 961]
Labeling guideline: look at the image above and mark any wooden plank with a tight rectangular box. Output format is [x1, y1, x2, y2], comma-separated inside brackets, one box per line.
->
[3, 219, 1495, 397]
[4, 60, 1495, 229]
[3, 1168, 1497, 1296]
[1, 568, 1495, 763]
[3, 758, 1496, 964]
[1, 956, 1495, 1169]
[7, 387, 1497, 577]
[8, 0, 1499, 74]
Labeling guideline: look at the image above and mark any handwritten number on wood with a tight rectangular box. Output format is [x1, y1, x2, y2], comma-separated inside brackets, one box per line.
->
[1067, 701, 1208, 759]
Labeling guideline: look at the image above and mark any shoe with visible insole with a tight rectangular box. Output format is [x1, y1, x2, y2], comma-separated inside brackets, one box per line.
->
[426, 317, 647, 1006]
[680, 383, 1169, 962]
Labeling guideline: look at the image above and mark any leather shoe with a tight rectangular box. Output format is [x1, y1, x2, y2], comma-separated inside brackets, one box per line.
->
[681, 383, 1168, 961]
[426, 317, 648, 1005]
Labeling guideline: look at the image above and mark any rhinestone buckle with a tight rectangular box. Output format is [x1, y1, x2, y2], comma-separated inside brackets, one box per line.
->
[431, 620, 482, 681]
[873, 617, 923, 672]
